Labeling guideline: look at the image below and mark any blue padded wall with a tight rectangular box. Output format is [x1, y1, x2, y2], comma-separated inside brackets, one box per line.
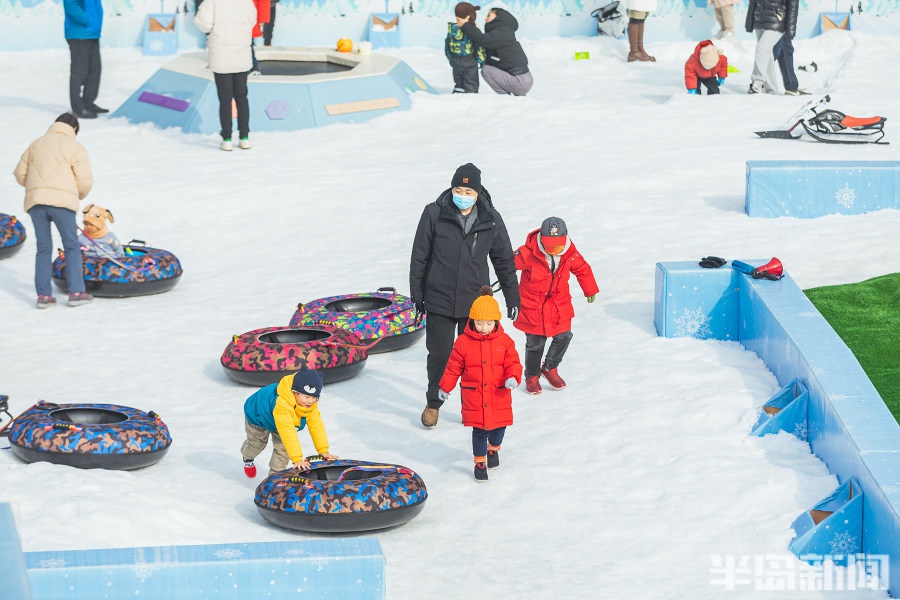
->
[654, 261, 742, 340]
[25, 539, 385, 600]
[0, 503, 33, 600]
[745, 161, 900, 218]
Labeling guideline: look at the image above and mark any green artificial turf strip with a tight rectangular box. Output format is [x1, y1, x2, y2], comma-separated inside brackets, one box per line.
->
[804, 273, 900, 424]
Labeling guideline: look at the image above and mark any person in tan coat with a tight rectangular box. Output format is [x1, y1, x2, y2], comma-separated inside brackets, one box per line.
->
[13, 113, 94, 308]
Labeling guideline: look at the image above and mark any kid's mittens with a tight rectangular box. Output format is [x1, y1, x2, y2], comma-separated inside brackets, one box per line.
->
[587, 295, 596, 303]
[438, 389, 450, 402]
[504, 378, 518, 389]
[699, 256, 728, 268]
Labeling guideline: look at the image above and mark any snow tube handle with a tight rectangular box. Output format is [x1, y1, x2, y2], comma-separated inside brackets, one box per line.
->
[376, 287, 397, 294]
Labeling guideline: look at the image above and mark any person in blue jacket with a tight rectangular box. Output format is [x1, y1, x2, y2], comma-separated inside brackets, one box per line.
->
[63, 0, 107, 119]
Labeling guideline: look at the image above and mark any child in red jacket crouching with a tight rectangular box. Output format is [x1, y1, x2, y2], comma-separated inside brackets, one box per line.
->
[439, 287, 522, 482]
[685, 39, 727, 95]
[514, 216, 598, 395]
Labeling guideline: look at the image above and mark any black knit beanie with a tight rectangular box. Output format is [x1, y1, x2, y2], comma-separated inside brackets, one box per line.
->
[451, 163, 482, 192]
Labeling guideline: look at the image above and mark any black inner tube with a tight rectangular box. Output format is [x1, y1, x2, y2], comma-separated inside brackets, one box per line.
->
[323, 297, 393, 313]
[304, 466, 383, 482]
[50, 408, 129, 425]
[258, 329, 331, 344]
[256, 60, 353, 76]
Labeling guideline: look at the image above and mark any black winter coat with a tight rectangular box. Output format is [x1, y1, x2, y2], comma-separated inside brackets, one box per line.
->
[746, 0, 798, 38]
[461, 9, 529, 76]
[409, 188, 520, 319]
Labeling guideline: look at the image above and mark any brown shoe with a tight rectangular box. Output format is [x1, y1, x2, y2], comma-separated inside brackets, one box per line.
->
[421, 407, 439, 428]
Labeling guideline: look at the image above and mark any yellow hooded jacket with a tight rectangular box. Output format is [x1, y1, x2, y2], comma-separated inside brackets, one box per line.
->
[272, 375, 329, 463]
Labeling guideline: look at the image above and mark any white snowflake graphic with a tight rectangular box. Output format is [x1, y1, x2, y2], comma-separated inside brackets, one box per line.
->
[133, 563, 159, 582]
[309, 557, 330, 571]
[793, 421, 808, 442]
[38, 558, 66, 569]
[673, 307, 713, 339]
[285, 548, 310, 557]
[829, 531, 857, 558]
[835, 184, 856, 208]
[213, 548, 245, 560]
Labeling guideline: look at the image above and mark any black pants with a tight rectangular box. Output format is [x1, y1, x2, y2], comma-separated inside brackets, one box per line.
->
[694, 77, 720, 95]
[774, 35, 798, 92]
[213, 72, 250, 140]
[472, 427, 506, 457]
[67, 38, 101, 112]
[448, 54, 479, 93]
[425, 312, 468, 408]
[524, 330, 573, 377]
[263, 2, 277, 46]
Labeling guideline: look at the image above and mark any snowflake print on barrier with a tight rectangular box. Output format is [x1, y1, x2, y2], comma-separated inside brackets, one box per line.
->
[793, 421, 808, 442]
[214, 548, 245, 560]
[829, 531, 857, 558]
[38, 558, 66, 569]
[133, 563, 159, 582]
[674, 307, 713, 339]
[835, 184, 856, 208]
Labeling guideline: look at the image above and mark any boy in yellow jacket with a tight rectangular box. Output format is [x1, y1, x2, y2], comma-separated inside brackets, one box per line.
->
[241, 369, 337, 477]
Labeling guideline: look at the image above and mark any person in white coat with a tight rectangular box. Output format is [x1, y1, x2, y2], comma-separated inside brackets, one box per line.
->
[194, 0, 257, 151]
[625, 0, 656, 62]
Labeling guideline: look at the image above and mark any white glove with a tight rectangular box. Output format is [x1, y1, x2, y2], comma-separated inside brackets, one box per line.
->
[438, 389, 450, 402]
[504, 378, 518, 389]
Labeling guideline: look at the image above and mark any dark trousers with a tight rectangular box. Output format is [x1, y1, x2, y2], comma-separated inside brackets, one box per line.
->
[425, 312, 468, 408]
[472, 427, 506, 457]
[693, 77, 720, 95]
[448, 54, 479, 93]
[774, 35, 799, 92]
[251, 41, 258, 71]
[524, 330, 574, 377]
[67, 38, 101, 112]
[263, 3, 277, 46]
[28, 205, 85, 296]
[213, 72, 250, 140]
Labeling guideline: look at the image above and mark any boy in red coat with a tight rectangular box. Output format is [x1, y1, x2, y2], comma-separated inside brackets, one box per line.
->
[685, 40, 727, 95]
[439, 287, 522, 482]
[514, 216, 598, 395]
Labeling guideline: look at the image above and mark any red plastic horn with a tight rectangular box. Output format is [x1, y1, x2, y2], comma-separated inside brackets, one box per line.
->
[751, 257, 783, 280]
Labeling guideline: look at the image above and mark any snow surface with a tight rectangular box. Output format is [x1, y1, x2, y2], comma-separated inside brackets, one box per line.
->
[1, 30, 899, 599]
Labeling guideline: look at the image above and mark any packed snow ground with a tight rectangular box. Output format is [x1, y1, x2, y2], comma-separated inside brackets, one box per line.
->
[1, 30, 899, 599]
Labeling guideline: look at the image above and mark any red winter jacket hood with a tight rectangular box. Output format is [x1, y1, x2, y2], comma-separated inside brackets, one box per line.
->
[684, 40, 728, 90]
[439, 322, 522, 430]
[513, 229, 599, 338]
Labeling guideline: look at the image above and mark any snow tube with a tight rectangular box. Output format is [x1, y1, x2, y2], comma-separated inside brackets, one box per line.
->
[254, 458, 428, 532]
[221, 325, 367, 386]
[6, 401, 172, 470]
[0, 213, 26, 260]
[52, 241, 182, 297]
[289, 287, 424, 354]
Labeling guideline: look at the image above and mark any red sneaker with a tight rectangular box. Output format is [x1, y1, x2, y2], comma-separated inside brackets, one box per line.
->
[541, 365, 566, 390]
[525, 375, 542, 395]
[243, 459, 257, 478]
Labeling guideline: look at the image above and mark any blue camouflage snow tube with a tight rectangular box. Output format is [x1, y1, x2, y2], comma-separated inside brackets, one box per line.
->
[0, 213, 26, 260]
[6, 401, 172, 470]
[254, 458, 428, 532]
[52, 241, 182, 297]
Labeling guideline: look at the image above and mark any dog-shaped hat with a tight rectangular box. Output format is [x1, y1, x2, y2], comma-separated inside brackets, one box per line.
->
[79, 204, 125, 258]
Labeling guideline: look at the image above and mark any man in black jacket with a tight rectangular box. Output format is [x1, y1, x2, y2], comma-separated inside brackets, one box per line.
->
[746, 0, 798, 94]
[409, 163, 520, 428]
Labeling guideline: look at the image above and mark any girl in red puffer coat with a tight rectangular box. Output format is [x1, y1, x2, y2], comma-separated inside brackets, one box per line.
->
[685, 40, 727, 95]
[439, 287, 522, 482]
[514, 216, 598, 395]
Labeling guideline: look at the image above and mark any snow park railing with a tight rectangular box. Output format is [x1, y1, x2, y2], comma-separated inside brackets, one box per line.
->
[0, 502, 386, 600]
[655, 261, 900, 596]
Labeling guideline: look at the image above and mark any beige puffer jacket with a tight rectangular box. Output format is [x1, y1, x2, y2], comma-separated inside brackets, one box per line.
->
[14, 122, 93, 213]
[194, 0, 257, 74]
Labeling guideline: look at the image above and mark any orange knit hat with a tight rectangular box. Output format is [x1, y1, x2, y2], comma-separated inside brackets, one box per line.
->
[469, 285, 502, 320]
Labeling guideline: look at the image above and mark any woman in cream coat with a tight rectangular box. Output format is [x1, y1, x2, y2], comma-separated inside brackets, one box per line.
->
[625, 0, 656, 62]
[194, 0, 257, 151]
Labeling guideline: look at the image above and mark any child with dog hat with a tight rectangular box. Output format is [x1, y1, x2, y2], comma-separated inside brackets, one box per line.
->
[438, 286, 522, 482]
[685, 40, 728, 95]
[241, 369, 337, 477]
[514, 216, 598, 395]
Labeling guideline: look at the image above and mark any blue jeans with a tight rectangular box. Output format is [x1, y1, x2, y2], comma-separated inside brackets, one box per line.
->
[774, 35, 799, 92]
[28, 205, 85, 296]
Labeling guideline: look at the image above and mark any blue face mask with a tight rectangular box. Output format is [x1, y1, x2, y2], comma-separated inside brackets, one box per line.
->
[452, 193, 476, 210]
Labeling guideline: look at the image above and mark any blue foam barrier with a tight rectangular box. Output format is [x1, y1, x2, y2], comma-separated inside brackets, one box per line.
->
[745, 161, 900, 218]
[654, 261, 745, 340]
[0, 503, 34, 600]
[656, 259, 900, 595]
[751, 378, 809, 440]
[25, 539, 385, 600]
[143, 14, 178, 56]
[789, 478, 862, 565]
[368, 13, 401, 48]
